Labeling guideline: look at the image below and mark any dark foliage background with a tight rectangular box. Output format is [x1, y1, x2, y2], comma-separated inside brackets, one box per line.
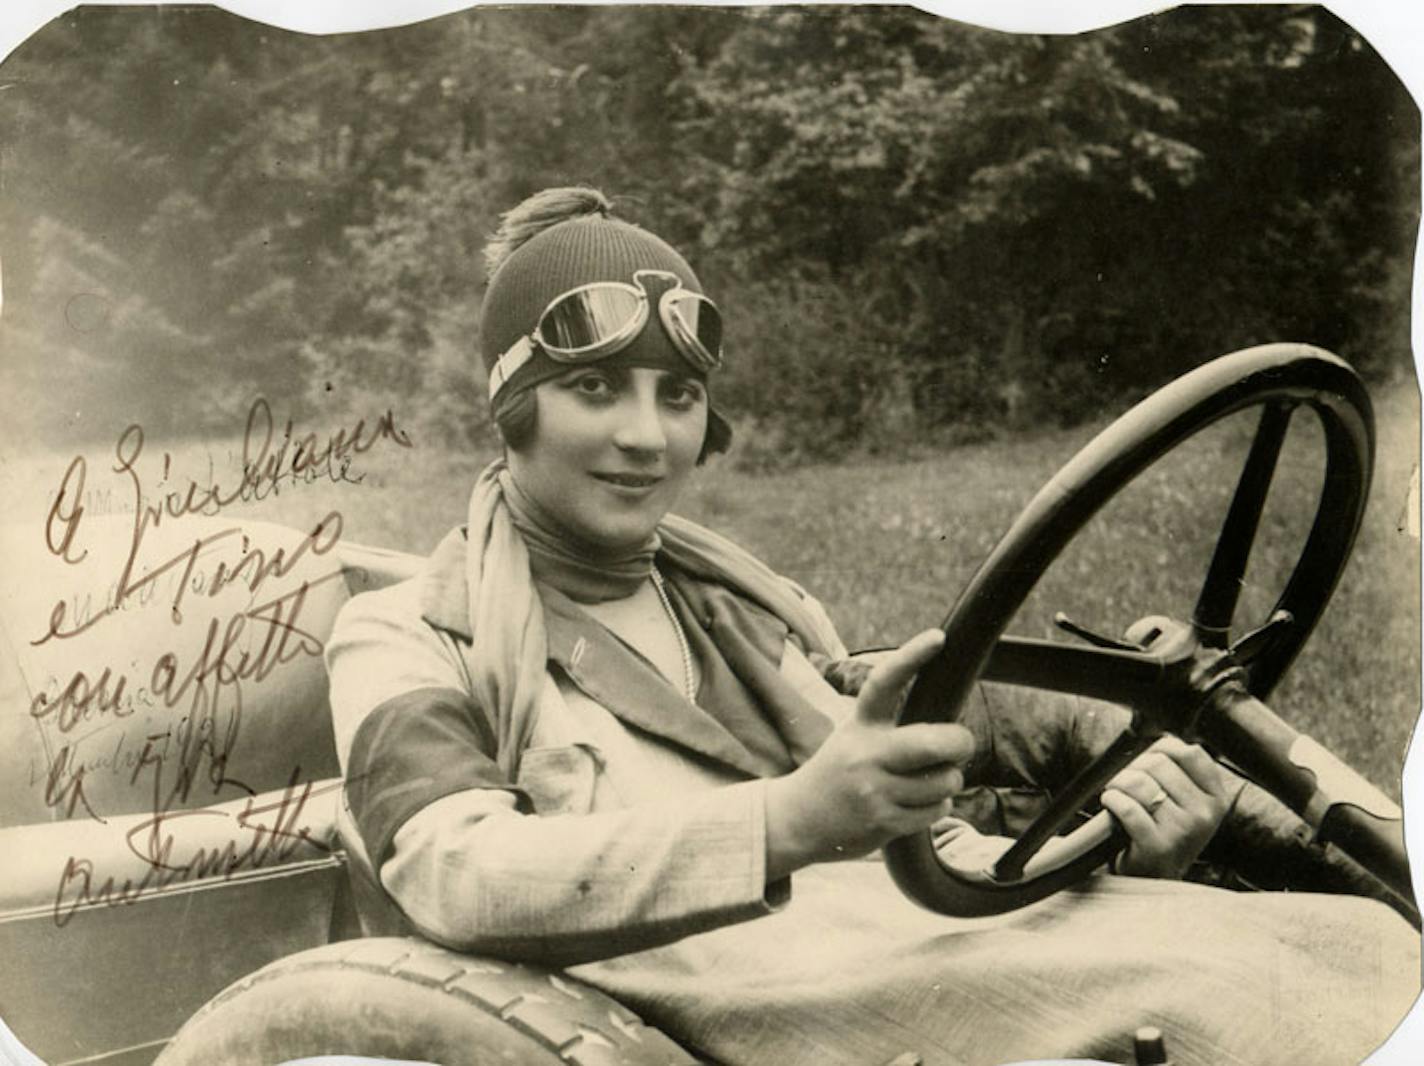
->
[0, 4, 1416, 464]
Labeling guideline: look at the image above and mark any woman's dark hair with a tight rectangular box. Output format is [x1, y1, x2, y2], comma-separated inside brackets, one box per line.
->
[482, 186, 730, 463]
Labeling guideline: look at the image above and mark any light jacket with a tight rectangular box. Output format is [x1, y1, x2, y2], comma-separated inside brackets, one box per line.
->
[327, 526, 855, 965]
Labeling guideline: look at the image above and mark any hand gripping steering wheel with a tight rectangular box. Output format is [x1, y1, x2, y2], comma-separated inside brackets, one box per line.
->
[884, 343, 1418, 924]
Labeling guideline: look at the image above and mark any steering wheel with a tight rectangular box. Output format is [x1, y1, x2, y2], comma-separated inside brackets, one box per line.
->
[884, 343, 1417, 924]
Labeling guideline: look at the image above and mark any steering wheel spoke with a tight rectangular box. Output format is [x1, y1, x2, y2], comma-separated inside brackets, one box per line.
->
[991, 727, 1154, 881]
[1194, 401, 1295, 648]
[983, 635, 1165, 704]
[1226, 609, 1295, 665]
[886, 345, 1393, 919]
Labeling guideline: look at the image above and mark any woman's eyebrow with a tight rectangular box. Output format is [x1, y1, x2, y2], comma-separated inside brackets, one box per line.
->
[559, 365, 625, 383]
[659, 371, 704, 389]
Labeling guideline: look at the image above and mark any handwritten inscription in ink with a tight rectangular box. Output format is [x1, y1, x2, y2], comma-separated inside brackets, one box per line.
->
[10, 398, 412, 926]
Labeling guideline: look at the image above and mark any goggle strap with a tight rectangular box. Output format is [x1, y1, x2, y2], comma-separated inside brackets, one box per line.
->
[489, 335, 536, 400]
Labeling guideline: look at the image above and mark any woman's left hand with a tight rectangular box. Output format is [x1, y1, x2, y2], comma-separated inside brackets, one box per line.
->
[1100, 736, 1244, 879]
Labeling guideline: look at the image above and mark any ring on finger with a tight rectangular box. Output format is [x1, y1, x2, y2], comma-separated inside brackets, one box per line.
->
[1145, 788, 1169, 813]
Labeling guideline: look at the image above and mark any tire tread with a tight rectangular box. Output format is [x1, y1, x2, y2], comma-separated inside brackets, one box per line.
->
[166, 936, 696, 1065]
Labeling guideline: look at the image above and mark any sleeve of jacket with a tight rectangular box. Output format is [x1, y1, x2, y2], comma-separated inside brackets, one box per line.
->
[326, 583, 788, 967]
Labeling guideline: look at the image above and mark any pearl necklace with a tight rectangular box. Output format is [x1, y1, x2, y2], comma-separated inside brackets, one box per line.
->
[650, 566, 696, 702]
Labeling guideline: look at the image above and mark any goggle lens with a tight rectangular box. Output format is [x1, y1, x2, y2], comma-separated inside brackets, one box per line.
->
[492, 271, 724, 401]
[537, 286, 644, 354]
[665, 292, 723, 369]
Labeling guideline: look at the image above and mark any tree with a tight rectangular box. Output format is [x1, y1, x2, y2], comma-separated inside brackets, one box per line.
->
[0, 5, 1413, 457]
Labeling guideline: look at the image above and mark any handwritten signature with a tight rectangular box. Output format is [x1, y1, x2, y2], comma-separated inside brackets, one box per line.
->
[23, 399, 409, 928]
[52, 773, 345, 928]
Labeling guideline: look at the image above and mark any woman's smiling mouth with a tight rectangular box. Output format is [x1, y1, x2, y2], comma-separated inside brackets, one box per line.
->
[592, 471, 663, 489]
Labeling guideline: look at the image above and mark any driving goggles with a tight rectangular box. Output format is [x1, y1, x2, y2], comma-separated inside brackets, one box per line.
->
[489, 269, 723, 400]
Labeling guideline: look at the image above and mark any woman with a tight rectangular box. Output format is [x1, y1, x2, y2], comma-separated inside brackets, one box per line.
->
[326, 187, 1417, 1066]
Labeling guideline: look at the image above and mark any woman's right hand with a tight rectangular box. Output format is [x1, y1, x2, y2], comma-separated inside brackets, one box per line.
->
[764, 629, 975, 879]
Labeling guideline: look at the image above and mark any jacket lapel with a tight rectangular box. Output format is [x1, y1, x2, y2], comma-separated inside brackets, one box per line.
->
[539, 584, 769, 780]
[700, 592, 835, 766]
[416, 529, 800, 779]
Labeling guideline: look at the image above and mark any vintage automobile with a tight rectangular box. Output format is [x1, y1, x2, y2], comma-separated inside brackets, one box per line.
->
[0, 344, 1416, 1065]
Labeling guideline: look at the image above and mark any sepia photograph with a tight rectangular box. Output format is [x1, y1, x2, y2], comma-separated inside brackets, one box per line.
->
[0, 2, 1420, 1064]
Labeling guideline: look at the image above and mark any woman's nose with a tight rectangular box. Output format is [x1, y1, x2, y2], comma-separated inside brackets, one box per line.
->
[612, 389, 668, 454]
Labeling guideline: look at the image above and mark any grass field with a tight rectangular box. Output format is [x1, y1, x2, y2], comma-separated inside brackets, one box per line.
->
[5, 377, 1418, 795]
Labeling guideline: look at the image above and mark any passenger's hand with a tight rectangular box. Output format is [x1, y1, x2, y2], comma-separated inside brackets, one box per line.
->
[1100, 736, 1242, 878]
[765, 629, 975, 879]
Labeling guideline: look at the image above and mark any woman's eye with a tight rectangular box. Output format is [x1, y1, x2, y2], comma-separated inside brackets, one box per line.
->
[568, 373, 613, 398]
[663, 381, 706, 410]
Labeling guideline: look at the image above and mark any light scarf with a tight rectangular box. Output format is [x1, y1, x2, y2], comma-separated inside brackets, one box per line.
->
[502, 471, 656, 603]
[463, 459, 846, 775]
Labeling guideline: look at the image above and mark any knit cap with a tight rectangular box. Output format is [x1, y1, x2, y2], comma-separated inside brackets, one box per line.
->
[479, 213, 730, 462]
